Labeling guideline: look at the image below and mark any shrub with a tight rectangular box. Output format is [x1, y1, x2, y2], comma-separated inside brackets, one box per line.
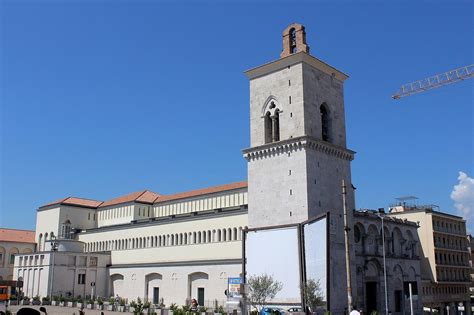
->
[9, 295, 17, 301]
[109, 297, 115, 304]
[97, 297, 104, 305]
[170, 303, 179, 311]
[42, 296, 50, 302]
[33, 296, 40, 301]
[198, 306, 208, 313]
[120, 298, 126, 306]
[130, 297, 145, 315]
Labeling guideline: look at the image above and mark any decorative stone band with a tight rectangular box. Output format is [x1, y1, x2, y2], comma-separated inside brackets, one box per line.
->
[242, 136, 355, 162]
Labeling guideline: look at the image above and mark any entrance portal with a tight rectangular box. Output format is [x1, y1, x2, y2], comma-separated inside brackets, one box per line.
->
[366, 282, 377, 313]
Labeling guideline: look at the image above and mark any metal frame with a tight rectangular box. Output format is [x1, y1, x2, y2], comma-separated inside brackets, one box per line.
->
[392, 64, 474, 99]
[241, 212, 330, 313]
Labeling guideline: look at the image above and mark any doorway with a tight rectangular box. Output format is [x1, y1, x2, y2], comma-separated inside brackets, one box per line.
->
[153, 287, 159, 305]
[366, 282, 377, 313]
[395, 290, 402, 313]
[198, 287, 205, 306]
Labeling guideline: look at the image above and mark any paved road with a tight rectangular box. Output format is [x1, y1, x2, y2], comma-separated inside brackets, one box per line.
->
[0, 304, 133, 315]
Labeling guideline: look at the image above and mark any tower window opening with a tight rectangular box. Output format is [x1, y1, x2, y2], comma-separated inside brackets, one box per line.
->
[264, 112, 272, 144]
[264, 101, 280, 143]
[320, 104, 331, 142]
[289, 28, 297, 54]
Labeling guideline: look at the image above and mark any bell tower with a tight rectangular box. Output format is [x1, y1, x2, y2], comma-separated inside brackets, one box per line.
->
[243, 24, 356, 314]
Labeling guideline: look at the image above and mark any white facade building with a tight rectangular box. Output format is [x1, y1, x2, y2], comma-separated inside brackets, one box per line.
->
[14, 182, 248, 307]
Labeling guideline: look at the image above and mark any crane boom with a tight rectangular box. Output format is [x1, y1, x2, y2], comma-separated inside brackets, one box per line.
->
[392, 64, 474, 99]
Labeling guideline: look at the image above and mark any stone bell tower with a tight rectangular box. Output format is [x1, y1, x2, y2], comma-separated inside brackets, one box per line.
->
[243, 23, 356, 314]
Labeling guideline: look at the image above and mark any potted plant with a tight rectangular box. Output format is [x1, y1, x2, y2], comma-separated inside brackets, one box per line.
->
[86, 298, 94, 309]
[58, 296, 65, 307]
[67, 296, 76, 307]
[51, 295, 58, 306]
[8, 294, 18, 306]
[96, 297, 104, 310]
[32, 295, 41, 305]
[131, 297, 145, 315]
[170, 303, 178, 315]
[41, 296, 51, 305]
[143, 300, 151, 314]
[76, 296, 83, 309]
[198, 306, 208, 315]
[118, 298, 126, 312]
[22, 296, 30, 305]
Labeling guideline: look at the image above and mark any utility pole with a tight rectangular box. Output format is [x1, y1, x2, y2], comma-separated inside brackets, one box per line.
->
[342, 180, 353, 312]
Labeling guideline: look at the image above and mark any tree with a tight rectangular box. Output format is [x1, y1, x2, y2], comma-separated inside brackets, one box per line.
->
[247, 273, 283, 311]
[303, 279, 325, 311]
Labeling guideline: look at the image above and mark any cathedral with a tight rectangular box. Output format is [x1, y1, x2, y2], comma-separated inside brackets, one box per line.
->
[11, 24, 427, 314]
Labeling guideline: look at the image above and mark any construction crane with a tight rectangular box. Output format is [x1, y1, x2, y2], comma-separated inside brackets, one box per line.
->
[392, 64, 474, 99]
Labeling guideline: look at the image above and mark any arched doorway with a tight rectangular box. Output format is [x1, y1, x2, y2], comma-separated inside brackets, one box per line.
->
[145, 273, 162, 304]
[110, 274, 124, 297]
[188, 272, 208, 306]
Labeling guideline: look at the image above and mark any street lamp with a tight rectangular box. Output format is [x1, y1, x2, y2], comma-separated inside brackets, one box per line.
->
[377, 211, 389, 315]
[49, 235, 59, 300]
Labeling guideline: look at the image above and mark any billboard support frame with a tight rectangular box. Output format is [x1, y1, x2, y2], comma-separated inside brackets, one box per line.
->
[242, 212, 330, 314]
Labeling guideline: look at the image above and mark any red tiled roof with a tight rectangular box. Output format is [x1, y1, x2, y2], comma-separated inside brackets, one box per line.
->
[0, 228, 36, 243]
[40, 197, 103, 209]
[158, 181, 248, 203]
[100, 190, 161, 208]
[39, 181, 248, 210]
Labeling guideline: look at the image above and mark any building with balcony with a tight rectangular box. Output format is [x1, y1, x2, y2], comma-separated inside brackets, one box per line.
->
[389, 204, 471, 313]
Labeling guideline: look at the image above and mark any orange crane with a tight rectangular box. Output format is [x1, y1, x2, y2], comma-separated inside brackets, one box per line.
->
[392, 64, 473, 99]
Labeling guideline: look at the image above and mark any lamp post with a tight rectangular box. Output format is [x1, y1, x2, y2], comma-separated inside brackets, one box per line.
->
[377, 213, 389, 315]
[49, 235, 59, 300]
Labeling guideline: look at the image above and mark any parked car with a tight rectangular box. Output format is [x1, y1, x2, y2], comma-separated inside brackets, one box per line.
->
[261, 307, 286, 315]
[287, 307, 303, 313]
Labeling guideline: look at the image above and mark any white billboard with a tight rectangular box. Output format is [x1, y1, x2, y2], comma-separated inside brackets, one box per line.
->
[244, 214, 328, 310]
[245, 226, 301, 304]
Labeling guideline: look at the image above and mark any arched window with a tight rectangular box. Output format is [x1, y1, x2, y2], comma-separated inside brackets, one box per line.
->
[264, 112, 272, 144]
[60, 220, 72, 239]
[38, 234, 43, 252]
[264, 101, 280, 144]
[289, 28, 297, 53]
[320, 104, 331, 142]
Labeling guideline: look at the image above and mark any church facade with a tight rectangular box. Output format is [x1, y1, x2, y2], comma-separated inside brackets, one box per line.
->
[12, 24, 425, 314]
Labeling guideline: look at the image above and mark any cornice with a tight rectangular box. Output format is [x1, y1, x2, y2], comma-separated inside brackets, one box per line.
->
[242, 136, 355, 162]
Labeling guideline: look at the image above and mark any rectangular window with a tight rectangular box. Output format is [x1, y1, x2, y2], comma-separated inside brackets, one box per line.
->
[198, 288, 205, 306]
[10, 254, 15, 264]
[78, 273, 86, 285]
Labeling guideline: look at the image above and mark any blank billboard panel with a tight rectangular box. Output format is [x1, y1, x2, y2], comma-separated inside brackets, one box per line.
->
[303, 216, 328, 306]
[246, 227, 301, 304]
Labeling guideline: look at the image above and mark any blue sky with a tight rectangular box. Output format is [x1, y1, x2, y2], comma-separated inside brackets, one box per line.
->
[1, 1, 473, 231]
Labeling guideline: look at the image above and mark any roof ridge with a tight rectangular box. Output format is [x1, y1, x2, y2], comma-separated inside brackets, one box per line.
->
[135, 190, 149, 201]
[68, 196, 103, 202]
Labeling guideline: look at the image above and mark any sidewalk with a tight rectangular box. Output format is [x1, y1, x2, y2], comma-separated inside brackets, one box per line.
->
[0, 304, 132, 315]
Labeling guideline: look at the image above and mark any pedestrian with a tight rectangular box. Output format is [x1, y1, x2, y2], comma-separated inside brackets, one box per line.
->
[350, 306, 361, 315]
[190, 298, 198, 312]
